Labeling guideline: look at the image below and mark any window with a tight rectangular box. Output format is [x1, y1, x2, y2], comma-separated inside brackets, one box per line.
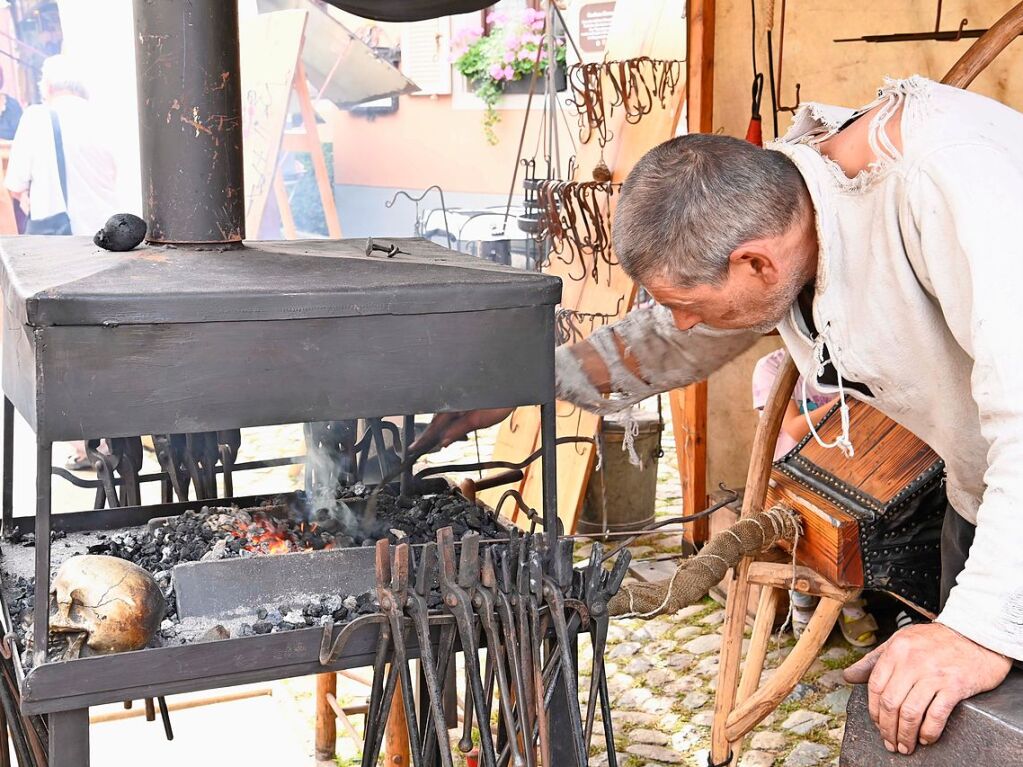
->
[482, 0, 543, 35]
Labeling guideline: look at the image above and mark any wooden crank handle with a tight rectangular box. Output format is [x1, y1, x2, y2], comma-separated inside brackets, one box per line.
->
[943, 1, 1023, 88]
[740, 352, 798, 520]
[458, 469, 525, 503]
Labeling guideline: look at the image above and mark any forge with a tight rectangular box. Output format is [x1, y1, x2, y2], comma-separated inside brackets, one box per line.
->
[0, 2, 573, 764]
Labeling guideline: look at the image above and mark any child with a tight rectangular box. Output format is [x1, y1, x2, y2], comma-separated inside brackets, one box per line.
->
[752, 349, 878, 647]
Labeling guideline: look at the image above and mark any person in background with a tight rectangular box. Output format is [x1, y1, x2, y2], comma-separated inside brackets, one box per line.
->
[5, 54, 116, 237]
[0, 67, 26, 233]
[6, 54, 117, 469]
[752, 348, 878, 648]
[0, 68, 23, 141]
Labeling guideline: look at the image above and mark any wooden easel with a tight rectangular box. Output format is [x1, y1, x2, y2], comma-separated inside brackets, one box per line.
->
[274, 59, 343, 240]
[709, 6, 1023, 763]
[240, 8, 342, 240]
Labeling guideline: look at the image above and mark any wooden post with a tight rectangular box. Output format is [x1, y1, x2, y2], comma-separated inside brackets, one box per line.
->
[385, 676, 412, 766]
[671, 385, 708, 543]
[315, 672, 337, 761]
[672, 0, 716, 544]
[686, 0, 716, 134]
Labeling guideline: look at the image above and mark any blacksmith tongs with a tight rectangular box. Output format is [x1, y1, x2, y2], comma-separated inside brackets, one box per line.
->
[583, 543, 631, 766]
[437, 528, 497, 767]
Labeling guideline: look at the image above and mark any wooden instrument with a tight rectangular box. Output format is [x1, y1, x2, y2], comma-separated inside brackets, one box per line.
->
[766, 400, 946, 616]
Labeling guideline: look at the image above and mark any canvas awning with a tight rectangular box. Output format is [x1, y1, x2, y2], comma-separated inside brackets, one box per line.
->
[257, 0, 419, 106]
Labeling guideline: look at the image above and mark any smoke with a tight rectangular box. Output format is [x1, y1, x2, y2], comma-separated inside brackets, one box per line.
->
[301, 427, 390, 540]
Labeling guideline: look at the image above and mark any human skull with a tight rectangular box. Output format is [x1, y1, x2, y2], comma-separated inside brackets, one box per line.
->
[49, 555, 164, 656]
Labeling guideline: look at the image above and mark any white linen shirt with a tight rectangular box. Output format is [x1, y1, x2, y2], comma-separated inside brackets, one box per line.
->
[5, 95, 117, 235]
[556, 77, 1023, 660]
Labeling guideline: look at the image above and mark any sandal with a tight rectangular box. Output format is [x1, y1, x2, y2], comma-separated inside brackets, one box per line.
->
[839, 599, 879, 647]
[65, 454, 93, 471]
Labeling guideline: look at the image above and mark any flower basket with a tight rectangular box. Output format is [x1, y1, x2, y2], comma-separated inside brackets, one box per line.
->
[452, 8, 567, 144]
[502, 64, 568, 95]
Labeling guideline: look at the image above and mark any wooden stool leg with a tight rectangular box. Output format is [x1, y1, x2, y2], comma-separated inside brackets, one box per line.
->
[315, 672, 338, 762]
[385, 676, 411, 766]
[729, 586, 780, 762]
[711, 558, 757, 764]
[724, 595, 845, 742]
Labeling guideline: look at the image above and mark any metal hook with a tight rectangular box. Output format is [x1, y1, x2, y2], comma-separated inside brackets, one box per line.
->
[385, 184, 453, 248]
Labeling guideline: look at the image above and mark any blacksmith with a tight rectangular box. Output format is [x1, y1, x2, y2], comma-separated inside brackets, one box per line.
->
[425, 76, 1021, 755]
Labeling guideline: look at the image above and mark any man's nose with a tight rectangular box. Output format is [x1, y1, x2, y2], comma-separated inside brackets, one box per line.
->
[670, 307, 701, 331]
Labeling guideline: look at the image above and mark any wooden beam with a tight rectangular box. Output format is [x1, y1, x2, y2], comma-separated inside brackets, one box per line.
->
[686, 0, 716, 133]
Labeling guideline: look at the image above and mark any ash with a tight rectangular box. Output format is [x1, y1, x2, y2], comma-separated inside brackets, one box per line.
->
[3, 486, 498, 663]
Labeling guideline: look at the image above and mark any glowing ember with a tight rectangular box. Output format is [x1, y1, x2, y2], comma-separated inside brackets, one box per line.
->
[230, 515, 335, 555]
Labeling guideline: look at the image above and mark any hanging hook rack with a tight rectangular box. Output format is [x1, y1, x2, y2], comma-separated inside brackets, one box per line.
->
[774, 0, 800, 115]
[834, 0, 988, 43]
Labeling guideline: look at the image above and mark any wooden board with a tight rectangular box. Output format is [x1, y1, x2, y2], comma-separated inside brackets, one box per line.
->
[480, 0, 686, 534]
[240, 9, 307, 236]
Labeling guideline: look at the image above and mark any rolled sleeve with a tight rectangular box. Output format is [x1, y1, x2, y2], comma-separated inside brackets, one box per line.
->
[555, 304, 760, 414]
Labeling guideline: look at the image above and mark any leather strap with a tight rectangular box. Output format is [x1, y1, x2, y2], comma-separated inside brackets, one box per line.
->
[48, 108, 68, 210]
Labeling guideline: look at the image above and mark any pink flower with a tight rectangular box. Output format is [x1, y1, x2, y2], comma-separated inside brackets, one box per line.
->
[503, 49, 516, 63]
[486, 11, 509, 26]
[518, 47, 535, 61]
[526, 34, 543, 46]
[502, 65, 515, 80]
[530, 18, 546, 32]
[489, 63, 507, 81]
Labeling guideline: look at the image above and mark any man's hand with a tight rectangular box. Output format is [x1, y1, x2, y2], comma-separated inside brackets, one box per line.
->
[843, 622, 1011, 755]
[411, 408, 513, 453]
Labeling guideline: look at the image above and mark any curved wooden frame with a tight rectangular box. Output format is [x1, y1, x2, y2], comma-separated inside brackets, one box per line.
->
[708, 353, 856, 764]
[711, 5, 1023, 762]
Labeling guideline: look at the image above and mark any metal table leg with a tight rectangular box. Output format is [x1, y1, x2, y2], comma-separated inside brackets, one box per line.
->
[539, 401, 558, 548]
[2, 398, 12, 536]
[48, 708, 89, 767]
[33, 440, 52, 667]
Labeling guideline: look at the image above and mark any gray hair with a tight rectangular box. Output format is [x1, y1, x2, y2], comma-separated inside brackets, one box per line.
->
[612, 134, 809, 287]
[40, 55, 88, 100]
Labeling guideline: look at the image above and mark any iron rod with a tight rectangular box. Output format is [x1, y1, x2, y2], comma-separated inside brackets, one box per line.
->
[539, 402, 558, 547]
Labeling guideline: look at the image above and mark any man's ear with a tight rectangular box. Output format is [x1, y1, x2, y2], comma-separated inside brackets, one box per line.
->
[729, 244, 780, 285]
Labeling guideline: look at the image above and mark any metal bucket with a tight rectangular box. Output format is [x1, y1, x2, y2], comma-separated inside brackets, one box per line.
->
[579, 409, 662, 535]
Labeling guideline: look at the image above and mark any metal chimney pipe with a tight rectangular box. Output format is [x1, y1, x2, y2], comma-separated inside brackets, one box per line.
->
[133, 0, 245, 245]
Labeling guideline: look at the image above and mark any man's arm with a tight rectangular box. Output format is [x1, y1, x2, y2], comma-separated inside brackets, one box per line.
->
[556, 304, 760, 414]
[845, 144, 1021, 755]
[416, 306, 759, 448]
